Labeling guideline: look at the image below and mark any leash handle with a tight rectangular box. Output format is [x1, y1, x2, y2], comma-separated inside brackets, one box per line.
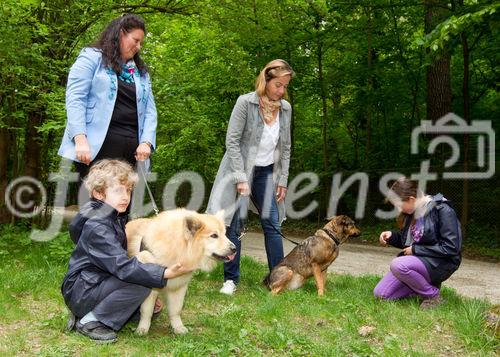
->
[235, 194, 249, 241]
[247, 194, 300, 246]
[137, 161, 159, 216]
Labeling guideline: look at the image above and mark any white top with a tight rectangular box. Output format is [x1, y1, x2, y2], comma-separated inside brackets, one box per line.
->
[255, 112, 280, 166]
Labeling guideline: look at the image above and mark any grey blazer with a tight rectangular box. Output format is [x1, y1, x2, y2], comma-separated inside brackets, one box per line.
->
[206, 91, 292, 226]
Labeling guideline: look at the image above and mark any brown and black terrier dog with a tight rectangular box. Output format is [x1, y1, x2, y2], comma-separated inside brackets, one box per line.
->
[263, 215, 360, 296]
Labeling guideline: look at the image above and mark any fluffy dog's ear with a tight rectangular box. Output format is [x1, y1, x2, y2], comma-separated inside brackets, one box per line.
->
[185, 216, 203, 236]
[215, 210, 225, 222]
[325, 215, 336, 222]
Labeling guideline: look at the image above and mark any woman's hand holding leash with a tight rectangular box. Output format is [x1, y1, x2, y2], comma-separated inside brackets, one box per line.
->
[135, 142, 152, 161]
[276, 186, 287, 203]
[237, 182, 250, 196]
[237, 183, 287, 202]
[74, 134, 91, 165]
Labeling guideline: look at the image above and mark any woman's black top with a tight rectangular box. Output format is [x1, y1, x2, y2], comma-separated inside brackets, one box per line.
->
[108, 79, 138, 138]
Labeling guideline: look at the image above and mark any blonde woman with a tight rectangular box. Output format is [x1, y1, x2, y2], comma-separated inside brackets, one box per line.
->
[207, 59, 295, 295]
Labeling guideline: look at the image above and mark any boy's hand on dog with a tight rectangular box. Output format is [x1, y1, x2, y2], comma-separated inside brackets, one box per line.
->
[164, 263, 193, 279]
[379, 231, 392, 245]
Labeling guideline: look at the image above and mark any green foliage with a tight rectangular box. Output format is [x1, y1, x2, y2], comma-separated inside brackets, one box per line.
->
[0, 224, 73, 263]
[420, 2, 499, 54]
[0, 1, 498, 244]
[145, 15, 254, 190]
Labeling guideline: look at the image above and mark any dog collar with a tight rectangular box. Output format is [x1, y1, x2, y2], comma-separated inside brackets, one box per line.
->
[320, 228, 341, 245]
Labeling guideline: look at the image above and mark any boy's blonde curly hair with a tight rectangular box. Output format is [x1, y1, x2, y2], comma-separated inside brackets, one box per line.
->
[84, 159, 138, 196]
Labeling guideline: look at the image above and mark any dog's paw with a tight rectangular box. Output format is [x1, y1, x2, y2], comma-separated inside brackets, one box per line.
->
[173, 325, 188, 334]
[135, 325, 150, 335]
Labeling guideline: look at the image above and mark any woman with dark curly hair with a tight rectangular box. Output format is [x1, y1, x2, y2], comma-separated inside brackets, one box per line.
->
[58, 14, 157, 186]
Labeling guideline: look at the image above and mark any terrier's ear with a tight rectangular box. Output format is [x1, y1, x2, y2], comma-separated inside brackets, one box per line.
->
[338, 215, 354, 227]
[185, 216, 203, 237]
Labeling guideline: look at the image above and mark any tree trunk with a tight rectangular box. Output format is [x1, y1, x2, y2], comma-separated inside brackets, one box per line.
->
[317, 39, 330, 221]
[425, 56, 452, 122]
[365, 6, 373, 162]
[318, 42, 329, 176]
[0, 127, 10, 223]
[461, 31, 470, 239]
[23, 111, 43, 179]
[424, 0, 452, 190]
[409, 54, 424, 162]
[425, 1, 452, 122]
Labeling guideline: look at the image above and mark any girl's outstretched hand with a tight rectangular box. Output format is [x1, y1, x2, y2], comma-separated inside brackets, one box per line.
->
[379, 231, 392, 245]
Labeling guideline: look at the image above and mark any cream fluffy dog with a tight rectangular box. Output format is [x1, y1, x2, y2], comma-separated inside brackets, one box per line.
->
[126, 209, 236, 335]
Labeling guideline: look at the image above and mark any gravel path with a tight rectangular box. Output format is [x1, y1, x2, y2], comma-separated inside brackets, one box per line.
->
[240, 232, 500, 304]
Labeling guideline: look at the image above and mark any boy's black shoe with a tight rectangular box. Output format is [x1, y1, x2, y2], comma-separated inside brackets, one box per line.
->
[76, 320, 117, 343]
[65, 311, 77, 332]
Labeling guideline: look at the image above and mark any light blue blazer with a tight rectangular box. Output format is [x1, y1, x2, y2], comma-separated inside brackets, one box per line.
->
[58, 47, 157, 162]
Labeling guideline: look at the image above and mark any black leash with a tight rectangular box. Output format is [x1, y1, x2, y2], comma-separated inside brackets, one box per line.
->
[238, 193, 300, 246]
[133, 166, 330, 250]
[241, 195, 339, 247]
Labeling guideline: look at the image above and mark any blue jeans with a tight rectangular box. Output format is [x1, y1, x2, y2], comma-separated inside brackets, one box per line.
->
[223, 164, 284, 284]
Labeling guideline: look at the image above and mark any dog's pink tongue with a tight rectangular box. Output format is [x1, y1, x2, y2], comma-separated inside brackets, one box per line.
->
[227, 254, 236, 261]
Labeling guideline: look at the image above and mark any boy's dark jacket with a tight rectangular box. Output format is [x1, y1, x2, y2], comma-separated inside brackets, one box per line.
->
[387, 194, 462, 285]
[61, 199, 166, 313]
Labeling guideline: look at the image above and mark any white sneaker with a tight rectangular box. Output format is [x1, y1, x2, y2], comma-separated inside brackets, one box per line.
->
[219, 280, 236, 295]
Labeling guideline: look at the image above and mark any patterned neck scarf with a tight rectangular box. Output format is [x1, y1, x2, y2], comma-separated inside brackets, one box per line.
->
[410, 217, 424, 243]
[259, 95, 281, 125]
[118, 61, 138, 83]
[410, 195, 433, 243]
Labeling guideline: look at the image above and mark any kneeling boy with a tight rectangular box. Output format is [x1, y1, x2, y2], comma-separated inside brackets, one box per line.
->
[62, 159, 190, 343]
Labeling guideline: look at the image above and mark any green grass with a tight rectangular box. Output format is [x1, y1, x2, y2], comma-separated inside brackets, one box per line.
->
[0, 227, 498, 356]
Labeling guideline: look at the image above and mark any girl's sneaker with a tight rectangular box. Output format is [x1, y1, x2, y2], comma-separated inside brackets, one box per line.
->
[420, 295, 443, 310]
